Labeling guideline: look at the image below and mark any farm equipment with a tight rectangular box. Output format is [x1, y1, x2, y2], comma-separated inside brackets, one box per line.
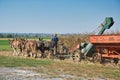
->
[90, 35, 120, 64]
[49, 43, 71, 60]
[79, 17, 120, 64]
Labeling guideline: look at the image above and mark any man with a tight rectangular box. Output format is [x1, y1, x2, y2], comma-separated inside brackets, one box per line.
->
[51, 33, 59, 54]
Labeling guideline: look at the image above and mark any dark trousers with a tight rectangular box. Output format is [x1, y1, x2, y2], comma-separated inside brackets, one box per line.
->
[52, 41, 58, 54]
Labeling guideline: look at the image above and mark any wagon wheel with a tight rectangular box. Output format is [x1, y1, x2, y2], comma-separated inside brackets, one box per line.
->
[92, 53, 101, 63]
[113, 58, 119, 65]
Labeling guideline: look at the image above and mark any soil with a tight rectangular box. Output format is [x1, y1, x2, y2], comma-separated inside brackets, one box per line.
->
[0, 67, 107, 80]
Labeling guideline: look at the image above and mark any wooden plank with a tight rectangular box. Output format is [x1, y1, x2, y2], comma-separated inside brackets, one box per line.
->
[89, 35, 120, 43]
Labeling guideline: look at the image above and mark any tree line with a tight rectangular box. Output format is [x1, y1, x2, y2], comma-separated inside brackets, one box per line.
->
[0, 33, 52, 38]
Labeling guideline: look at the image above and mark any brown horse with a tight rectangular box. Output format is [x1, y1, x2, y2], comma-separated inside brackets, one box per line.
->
[8, 38, 26, 56]
[23, 40, 38, 58]
[21, 39, 47, 58]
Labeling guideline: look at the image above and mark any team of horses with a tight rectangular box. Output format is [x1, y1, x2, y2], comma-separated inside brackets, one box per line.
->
[8, 38, 71, 59]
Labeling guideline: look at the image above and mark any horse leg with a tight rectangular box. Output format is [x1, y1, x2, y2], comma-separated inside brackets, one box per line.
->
[33, 53, 37, 58]
[18, 47, 23, 56]
[17, 48, 21, 56]
[41, 50, 45, 58]
[25, 50, 30, 57]
[12, 47, 17, 56]
[29, 52, 33, 57]
[17, 50, 20, 56]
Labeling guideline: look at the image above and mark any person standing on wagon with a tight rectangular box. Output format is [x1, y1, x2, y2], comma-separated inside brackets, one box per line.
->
[51, 33, 59, 54]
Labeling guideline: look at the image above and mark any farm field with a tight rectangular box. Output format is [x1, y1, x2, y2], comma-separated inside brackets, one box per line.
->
[0, 40, 12, 51]
[0, 0, 119, 80]
[0, 38, 120, 80]
[0, 51, 120, 80]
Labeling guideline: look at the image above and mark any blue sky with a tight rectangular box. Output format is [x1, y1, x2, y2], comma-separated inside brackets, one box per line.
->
[0, 0, 120, 34]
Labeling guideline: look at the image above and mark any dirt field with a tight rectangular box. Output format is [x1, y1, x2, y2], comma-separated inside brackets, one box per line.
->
[0, 51, 120, 80]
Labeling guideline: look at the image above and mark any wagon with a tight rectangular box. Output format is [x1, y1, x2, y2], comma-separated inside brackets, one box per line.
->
[90, 35, 120, 64]
[49, 43, 71, 60]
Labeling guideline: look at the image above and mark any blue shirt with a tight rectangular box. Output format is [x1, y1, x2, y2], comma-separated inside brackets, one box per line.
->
[52, 36, 58, 43]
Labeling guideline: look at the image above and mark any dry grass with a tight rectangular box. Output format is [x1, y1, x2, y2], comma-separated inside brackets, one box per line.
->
[59, 34, 89, 52]
[33, 60, 120, 80]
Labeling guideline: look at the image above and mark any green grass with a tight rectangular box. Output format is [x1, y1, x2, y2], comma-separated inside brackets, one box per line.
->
[0, 55, 119, 80]
[0, 40, 9, 45]
[0, 40, 12, 51]
[0, 55, 53, 67]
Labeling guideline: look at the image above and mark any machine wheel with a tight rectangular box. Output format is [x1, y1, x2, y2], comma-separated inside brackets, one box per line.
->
[113, 58, 119, 65]
[92, 53, 101, 63]
[100, 57, 106, 65]
[72, 50, 80, 62]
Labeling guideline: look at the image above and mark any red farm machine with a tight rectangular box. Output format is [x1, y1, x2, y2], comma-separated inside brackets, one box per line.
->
[78, 17, 120, 64]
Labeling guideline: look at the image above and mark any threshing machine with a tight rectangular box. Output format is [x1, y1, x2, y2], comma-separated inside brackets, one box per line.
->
[79, 17, 120, 64]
